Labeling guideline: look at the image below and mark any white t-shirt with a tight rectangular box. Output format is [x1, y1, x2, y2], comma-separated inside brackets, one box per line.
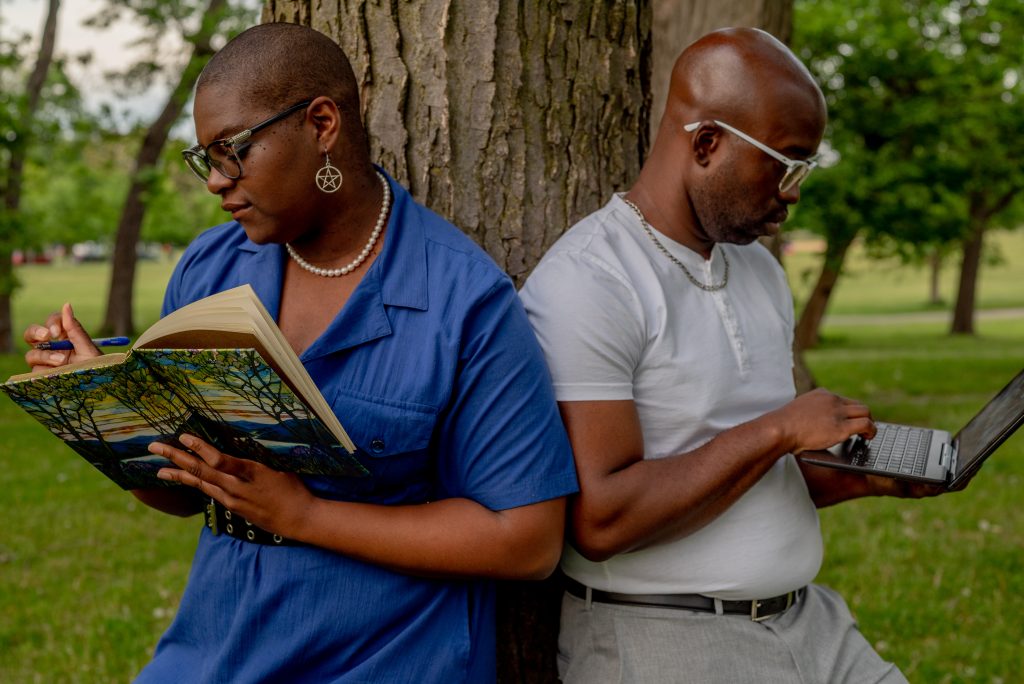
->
[519, 194, 822, 600]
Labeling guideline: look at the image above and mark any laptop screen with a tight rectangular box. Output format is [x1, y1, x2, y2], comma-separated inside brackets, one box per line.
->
[953, 369, 1024, 478]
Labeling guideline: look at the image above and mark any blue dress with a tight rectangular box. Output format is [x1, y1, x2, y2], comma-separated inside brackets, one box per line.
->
[134, 172, 578, 683]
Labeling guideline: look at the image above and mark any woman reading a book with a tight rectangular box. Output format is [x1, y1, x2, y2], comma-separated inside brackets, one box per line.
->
[22, 23, 577, 683]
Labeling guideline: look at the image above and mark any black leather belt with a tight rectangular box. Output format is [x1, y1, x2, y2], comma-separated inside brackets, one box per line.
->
[203, 498, 301, 546]
[564, 576, 799, 622]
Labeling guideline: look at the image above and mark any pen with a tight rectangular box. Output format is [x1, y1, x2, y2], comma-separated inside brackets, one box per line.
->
[35, 336, 131, 351]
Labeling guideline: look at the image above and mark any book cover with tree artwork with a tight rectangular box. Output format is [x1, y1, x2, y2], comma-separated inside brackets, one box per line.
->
[2, 348, 369, 490]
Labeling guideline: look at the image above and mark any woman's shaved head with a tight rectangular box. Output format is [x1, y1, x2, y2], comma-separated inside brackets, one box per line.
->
[197, 22, 366, 151]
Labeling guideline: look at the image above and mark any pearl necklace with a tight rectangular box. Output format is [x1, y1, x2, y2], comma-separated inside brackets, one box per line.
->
[622, 197, 729, 292]
[286, 170, 391, 277]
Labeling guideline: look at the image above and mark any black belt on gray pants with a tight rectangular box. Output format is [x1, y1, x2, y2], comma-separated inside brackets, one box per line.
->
[563, 576, 800, 622]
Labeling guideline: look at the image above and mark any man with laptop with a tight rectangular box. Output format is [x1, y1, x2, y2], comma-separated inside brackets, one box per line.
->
[518, 27, 1022, 683]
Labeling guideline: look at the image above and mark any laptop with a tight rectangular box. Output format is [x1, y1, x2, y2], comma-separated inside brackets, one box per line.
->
[799, 368, 1024, 490]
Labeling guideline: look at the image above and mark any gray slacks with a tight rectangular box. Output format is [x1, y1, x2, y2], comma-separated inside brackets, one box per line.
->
[557, 583, 907, 684]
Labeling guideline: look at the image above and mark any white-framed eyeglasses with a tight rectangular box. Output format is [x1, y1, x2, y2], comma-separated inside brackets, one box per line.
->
[683, 119, 820, 193]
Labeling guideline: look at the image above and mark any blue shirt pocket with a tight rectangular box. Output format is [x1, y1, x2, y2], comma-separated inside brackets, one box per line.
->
[302, 390, 439, 505]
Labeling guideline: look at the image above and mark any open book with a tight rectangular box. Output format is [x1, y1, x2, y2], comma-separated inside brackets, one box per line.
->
[2, 285, 368, 489]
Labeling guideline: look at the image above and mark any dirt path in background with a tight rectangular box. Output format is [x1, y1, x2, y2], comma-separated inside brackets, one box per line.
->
[824, 307, 1024, 326]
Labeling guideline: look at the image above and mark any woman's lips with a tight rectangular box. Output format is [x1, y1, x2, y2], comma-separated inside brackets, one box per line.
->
[222, 203, 250, 220]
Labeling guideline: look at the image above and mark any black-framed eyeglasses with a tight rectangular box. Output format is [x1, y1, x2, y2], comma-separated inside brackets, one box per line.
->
[683, 119, 821, 193]
[182, 100, 312, 182]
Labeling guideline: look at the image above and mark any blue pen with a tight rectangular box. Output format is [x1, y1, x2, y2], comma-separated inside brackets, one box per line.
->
[35, 336, 131, 351]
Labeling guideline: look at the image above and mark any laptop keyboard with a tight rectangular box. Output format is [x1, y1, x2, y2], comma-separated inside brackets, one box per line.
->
[852, 424, 932, 476]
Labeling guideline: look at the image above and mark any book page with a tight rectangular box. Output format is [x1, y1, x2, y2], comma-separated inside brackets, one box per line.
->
[132, 285, 354, 452]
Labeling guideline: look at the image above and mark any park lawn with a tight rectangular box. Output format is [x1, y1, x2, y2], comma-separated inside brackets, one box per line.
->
[0, 252, 1022, 681]
[1, 258, 191, 682]
[808, 320, 1024, 683]
[788, 228, 1024, 316]
[9, 258, 177, 346]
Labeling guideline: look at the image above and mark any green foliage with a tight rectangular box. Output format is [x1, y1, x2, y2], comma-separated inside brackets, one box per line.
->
[84, 0, 259, 98]
[141, 141, 227, 245]
[0, 27, 28, 172]
[2, 0, 259, 259]
[792, 0, 1024, 262]
[17, 131, 220, 249]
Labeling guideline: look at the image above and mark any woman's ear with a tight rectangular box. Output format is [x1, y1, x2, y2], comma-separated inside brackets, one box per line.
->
[307, 96, 341, 151]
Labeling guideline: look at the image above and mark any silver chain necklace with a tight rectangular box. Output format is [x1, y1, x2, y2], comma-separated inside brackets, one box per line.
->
[622, 197, 728, 292]
[286, 170, 391, 277]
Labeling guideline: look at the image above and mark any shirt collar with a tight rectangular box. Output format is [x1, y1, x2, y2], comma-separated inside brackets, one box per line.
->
[373, 169, 429, 311]
[233, 168, 429, 359]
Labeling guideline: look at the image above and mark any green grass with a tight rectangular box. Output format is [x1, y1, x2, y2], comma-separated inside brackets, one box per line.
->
[788, 229, 1024, 316]
[1, 249, 1023, 682]
[10, 258, 177, 348]
[1, 259, 191, 683]
[807, 321, 1024, 683]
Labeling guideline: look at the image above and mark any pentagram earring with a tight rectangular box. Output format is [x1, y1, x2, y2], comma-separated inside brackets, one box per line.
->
[315, 149, 343, 193]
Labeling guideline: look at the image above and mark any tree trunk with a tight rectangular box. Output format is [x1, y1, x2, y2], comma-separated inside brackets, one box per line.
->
[261, 3, 649, 682]
[928, 250, 942, 306]
[100, 0, 226, 336]
[794, 230, 856, 351]
[950, 188, 1019, 336]
[263, 0, 650, 287]
[650, 0, 792, 139]
[951, 218, 983, 335]
[0, 0, 60, 353]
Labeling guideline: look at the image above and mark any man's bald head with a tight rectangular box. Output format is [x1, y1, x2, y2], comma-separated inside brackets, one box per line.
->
[633, 28, 828, 256]
[662, 27, 825, 138]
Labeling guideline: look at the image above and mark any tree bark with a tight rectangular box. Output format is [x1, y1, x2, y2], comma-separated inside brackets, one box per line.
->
[100, 0, 226, 336]
[950, 189, 1019, 335]
[260, 3, 649, 682]
[0, 0, 60, 353]
[951, 217, 983, 335]
[650, 0, 792, 139]
[793, 231, 855, 351]
[928, 250, 942, 306]
[263, 0, 650, 287]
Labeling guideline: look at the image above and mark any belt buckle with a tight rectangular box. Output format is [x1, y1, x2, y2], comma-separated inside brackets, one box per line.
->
[750, 592, 793, 622]
[205, 498, 220, 536]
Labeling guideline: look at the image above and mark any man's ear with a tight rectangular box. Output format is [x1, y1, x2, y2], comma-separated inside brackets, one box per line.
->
[690, 122, 720, 168]
[307, 96, 341, 151]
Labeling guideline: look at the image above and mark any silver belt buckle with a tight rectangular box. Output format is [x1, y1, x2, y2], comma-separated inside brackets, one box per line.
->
[750, 592, 793, 622]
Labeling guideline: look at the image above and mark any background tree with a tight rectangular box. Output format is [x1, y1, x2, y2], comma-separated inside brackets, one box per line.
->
[791, 0, 1024, 348]
[944, 0, 1024, 333]
[95, 0, 256, 336]
[0, 0, 60, 353]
